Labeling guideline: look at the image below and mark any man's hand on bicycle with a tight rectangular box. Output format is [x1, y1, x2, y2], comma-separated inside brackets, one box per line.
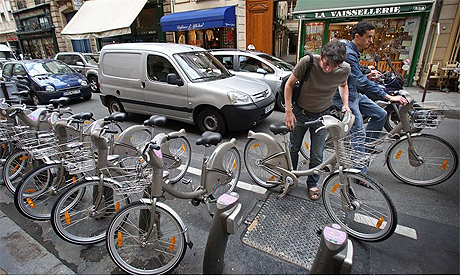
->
[285, 109, 296, 131]
[387, 94, 408, 106]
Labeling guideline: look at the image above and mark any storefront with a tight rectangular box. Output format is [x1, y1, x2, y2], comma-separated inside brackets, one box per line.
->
[160, 6, 236, 49]
[293, 0, 434, 85]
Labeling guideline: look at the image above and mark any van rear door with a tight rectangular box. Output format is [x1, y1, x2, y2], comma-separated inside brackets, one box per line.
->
[143, 54, 189, 120]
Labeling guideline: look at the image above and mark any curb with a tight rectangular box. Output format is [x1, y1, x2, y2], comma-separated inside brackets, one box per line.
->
[0, 210, 75, 275]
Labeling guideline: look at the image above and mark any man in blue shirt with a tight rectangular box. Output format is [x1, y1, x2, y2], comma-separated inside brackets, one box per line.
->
[333, 22, 407, 173]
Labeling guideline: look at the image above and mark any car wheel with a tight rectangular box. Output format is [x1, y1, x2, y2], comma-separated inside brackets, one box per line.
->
[88, 76, 99, 93]
[276, 92, 286, 112]
[107, 97, 125, 114]
[197, 108, 227, 134]
[83, 93, 92, 101]
[31, 93, 42, 106]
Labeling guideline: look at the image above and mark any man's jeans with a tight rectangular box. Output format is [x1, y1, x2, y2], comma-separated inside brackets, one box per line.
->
[289, 105, 329, 188]
[333, 93, 387, 173]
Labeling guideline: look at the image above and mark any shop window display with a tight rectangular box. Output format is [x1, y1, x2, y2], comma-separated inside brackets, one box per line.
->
[304, 22, 324, 54]
[175, 27, 235, 49]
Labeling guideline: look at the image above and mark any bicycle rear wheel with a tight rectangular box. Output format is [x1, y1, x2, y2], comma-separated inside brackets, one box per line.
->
[211, 147, 241, 199]
[106, 201, 187, 275]
[322, 171, 397, 242]
[51, 178, 129, 245]
[3, 149, 35, 194]
[386, 133, 458, 186]
[14, 162, 83, 220]
[244, 138, 280, 188]
[163, 136, 191, 184]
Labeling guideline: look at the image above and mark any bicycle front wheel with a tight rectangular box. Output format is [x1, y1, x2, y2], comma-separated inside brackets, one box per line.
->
[163, 136, 191, 184]
[14, 162, 83, 220]
[106, 201, 187, 275]
[244, 138, 280, 188]
[322, 171, 397, 242]
[386, 133, 458, 186]
[211, 147, 241, 199]
[3, 149, 35, 194]
[51, 179, 129, 245]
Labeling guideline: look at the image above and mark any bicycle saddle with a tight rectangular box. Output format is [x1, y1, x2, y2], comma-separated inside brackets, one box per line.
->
[104, 112, 127, 123]
[11, 90, 30, 97]
[49, 97, 70, 108]
[269, 122, 289, 135]
[72, 112, 93, 121]
[143, 114, 167, 127]
[196, 131, 222, 146]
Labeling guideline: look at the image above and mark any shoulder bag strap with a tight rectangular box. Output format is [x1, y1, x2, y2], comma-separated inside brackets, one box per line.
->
[298, 52, 314, 87]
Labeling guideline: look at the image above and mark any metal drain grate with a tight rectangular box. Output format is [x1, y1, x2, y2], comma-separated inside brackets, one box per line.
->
[242, 193, 332, 270]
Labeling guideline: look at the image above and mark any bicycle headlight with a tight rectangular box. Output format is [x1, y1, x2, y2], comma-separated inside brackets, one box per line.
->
[227, 91, 253, 105]
[45, 85, 55, 92]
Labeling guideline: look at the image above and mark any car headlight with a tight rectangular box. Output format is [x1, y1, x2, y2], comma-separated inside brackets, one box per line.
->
[227, 91, 253, 105]
[45, 85, 55, 92]
[80, 80, 88, 87]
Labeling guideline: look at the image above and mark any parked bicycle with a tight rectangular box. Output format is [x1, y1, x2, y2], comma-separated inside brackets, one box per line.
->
[300, 90, 458, 186]
[244, 111, 397, 242]
[105, 125, 241, 274]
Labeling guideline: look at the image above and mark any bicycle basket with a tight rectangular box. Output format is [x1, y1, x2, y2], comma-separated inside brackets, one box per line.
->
[13, 129, 59, 159]
[337, 130, 391, 168]
[412, 101, 449, 129]
[56, 141, 96, 175]
[101, 163, 152, 195]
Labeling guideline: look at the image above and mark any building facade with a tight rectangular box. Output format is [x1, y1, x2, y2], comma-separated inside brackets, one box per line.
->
[0, 0, 19, 53]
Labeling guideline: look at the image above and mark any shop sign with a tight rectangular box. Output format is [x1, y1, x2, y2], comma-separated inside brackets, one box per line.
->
[177, 23, 206, 31]
[176, 22, 235, 31]
[295, 4, 431, 20]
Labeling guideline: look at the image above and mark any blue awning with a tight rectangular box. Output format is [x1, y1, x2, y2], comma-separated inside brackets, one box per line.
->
[160, 6, 235, 32]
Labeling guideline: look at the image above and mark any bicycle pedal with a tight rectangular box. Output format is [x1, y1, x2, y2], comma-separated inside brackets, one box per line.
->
[182, 177, 192, 185]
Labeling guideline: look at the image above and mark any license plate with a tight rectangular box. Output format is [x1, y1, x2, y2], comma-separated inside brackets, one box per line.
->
[63, 90, 80, 96]
[264, 102, 275, 114]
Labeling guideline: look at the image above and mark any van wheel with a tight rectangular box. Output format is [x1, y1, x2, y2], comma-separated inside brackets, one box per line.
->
[31, 93, 42, 106]
[88, 76, 99, 93]
[107, 98, 125, 114]
[197, 108, 227, 134]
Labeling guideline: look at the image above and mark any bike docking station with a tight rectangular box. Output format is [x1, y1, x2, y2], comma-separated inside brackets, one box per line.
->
[310, 223, 353, 274]
[203, 192, 243, 275]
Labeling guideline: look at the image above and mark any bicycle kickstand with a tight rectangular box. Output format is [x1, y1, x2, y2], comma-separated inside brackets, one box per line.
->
[278, 176, 294, 198]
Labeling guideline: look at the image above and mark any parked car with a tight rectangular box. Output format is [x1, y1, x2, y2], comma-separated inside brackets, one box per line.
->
[98, 43, 275, 134]
[55, 52, 100, 93]
[1, 59, 92, 105]
[210, 49, 294, 111]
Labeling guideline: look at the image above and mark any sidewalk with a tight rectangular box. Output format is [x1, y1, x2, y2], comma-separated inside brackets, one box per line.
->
[403, 86, 460, 119]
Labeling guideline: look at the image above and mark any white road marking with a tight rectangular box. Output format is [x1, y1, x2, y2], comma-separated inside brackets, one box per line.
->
[186, 166, 267, 194]
[354, 213, 417, 239]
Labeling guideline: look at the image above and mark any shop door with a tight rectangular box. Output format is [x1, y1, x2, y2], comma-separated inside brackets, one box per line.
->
[246, 0, 273, 54]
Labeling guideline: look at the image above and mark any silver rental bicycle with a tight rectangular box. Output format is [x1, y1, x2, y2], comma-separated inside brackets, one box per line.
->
[244, 111, 397, 242]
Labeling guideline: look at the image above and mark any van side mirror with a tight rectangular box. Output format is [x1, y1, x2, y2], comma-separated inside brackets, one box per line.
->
[167, 73, 184, 86]
[76, 61, 84, 66]
[256, 68, 267, 75]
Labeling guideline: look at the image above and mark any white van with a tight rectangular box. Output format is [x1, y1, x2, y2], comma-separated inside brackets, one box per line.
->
[98, 43, 275, 134]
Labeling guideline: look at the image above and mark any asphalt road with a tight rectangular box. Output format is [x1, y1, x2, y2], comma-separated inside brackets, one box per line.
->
[0, 95, 459, 274]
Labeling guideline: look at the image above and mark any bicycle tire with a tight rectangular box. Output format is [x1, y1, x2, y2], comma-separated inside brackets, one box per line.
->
[106, 201, 187, 275]
[322, 171, 397, 242]
[3, 149, 36, 194]
[14, 162, 84, 220]
[51, 178, 130, 245]
[0, 140, 13, 185]
[386, 133, 458, 186]
[299, 132, 335, 168]
[210, 147, 241, 199]
[163, 136, 191, 184]
[244, 138, 280, 188]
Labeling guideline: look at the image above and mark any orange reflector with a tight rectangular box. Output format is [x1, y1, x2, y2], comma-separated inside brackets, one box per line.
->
[269, 175, 276, 181]
[65, 211, 71, 225]
[19, 155, 28, 161]
[24, 188, 36, 193]
[12, 164, 19, 173]
[304, 141, 309, 150]
[84, 120, 91, 124]
[395, 150, 402, 160]
[117, 231, 123, 247]
[115, 202, 120, 212]
[441, 160, 447, 171]
[331, 183, 339, 193]
[251, 143, 260, 149]
[170, 236, 176, 252]
[26, 198, 35, 208]
[181, 144, 186, 152]
[140, 158, 145, 163]
[233, 160, 237, 170]
[1, 143, 5, 149]
[376, 217, 384, 229]
[72, 176, 77, 183]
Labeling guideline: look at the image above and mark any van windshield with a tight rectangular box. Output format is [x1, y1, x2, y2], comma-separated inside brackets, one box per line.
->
[174, 52, 231, 82]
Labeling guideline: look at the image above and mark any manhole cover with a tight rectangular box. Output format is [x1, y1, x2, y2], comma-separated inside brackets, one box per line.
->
[242, 193, 332, 269]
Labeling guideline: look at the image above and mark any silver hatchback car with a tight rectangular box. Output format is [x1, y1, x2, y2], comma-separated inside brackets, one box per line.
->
[211, 49, 293, 110]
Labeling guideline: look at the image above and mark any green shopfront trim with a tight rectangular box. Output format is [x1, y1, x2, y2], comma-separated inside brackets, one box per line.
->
[294, 0, 433, 86]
